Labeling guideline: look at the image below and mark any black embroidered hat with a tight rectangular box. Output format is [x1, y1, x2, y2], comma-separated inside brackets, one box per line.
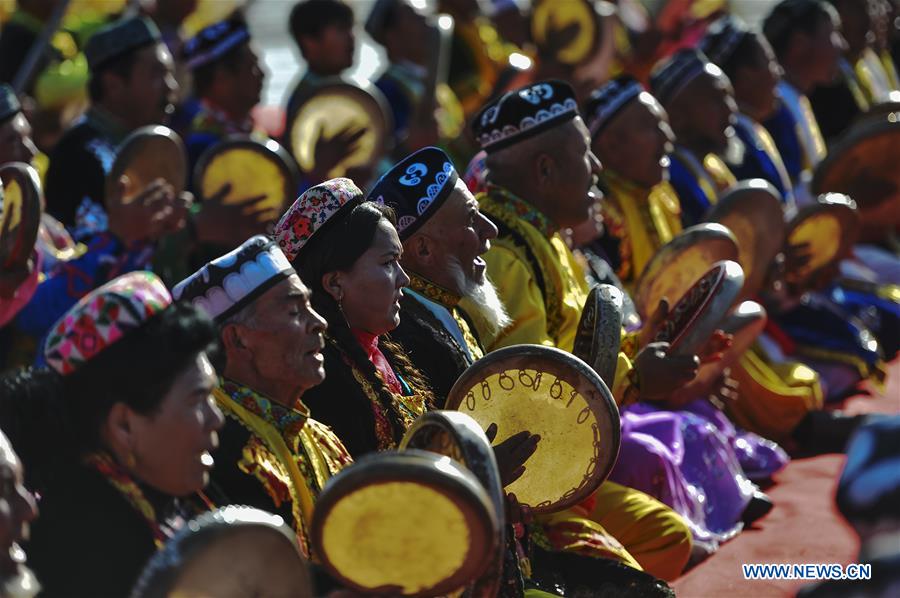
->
[700, 15, 753, 68]
[84, 16, 161, 72]
[0, 84, 21, 123]
[585, 75, 644, 139]
[472, 79, 580, 154]
[649, 48, 717, 105]
[367, 146, 459, 240]
[183, 12, 252, 70]
[173, 235, 294, 323]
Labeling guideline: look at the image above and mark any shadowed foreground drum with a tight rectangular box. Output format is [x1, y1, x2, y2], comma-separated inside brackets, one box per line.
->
[131, 506, 312, 598]
[311, 450, 499, 596]
[0, 162, 41, 270]
[634, 223, 738, 321]
[573, 283, 625, 386]
[400, 411, 506, 598]
[445, 345, 620, 513]
[705, 179, 785, 301]
[194, 135, 299, 222]
[106, 125, 187, 206]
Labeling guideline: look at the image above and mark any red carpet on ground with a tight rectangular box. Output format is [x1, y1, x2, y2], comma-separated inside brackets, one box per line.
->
[673, 360, 900, 597]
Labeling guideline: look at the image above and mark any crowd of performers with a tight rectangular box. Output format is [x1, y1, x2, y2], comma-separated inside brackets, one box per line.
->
[0, 0, 898, 596]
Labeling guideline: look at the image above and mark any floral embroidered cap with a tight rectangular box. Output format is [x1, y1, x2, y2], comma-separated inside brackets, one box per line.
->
[44, 271, 172, 375]
[699, 15, 751, 68]
[173, 235, 294, 323]
[273, 177, 366, 262]
[366, 147, 459, 240]
[471, 79, 579, 153]
[585, 75, 645, 139]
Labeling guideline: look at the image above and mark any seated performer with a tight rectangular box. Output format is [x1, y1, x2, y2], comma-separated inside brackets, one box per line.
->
[700, 15, 797, 207]
[650, 48, 739, 227]
[182, 12, 267, 169]
[1, 272, 224, 598]
[471, 79, 695, 580]
[43, 17, 183, 239]
[378, 145, 781, 559]
[762, 0, 841, 178]
[0, 427, 40, 598]
[366, 0, 466, 159]
[274, 178, 430, 457]
[173, 236, 352, 557]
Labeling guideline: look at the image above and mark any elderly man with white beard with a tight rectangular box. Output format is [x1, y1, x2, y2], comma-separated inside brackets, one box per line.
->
[370, 146, 512, 403]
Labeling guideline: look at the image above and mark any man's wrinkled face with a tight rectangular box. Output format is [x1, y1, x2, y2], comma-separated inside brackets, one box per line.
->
[408, 181, 498, 295]
[122, 43, 178, 127]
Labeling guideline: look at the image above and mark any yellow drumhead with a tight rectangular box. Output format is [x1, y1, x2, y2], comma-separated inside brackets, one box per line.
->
[1, 178, 22, 232]
[788, 213, 841, 273]
[322, 481, 470, 593]
[531, 0, 598, 65]
[0, 163, 41, 268]
[446, 345, 619, 513]
[199, 146, 290, 218]
[291, 85, 387, 177]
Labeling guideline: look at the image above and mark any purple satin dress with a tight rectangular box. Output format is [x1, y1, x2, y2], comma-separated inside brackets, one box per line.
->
[609, 398, 788, 551]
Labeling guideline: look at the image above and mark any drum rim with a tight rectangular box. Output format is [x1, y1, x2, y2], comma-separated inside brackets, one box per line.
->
[311, 450, 498, 596]
[573, 283, 625, 386]
[633, 222, 739, 319]
[444, 344, 621, 513]
[0, 161, 42, 269]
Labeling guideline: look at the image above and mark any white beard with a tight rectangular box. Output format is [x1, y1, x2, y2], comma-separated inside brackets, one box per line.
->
[724, 130, 746, 165]
[446, 257, 511, 339]
[1, 563, 40, 598]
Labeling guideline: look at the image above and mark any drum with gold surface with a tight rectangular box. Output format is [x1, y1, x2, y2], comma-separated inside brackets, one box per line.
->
[311, 450, 499, 596]
[633, 222, 739, 321]
[572, 283, 625, 386]
[784, 193, 860, 287]
[131, 506, 312, 598]
[531, 0, 601, 66]
[0, 162, 42, 270]
[705, 179, 785, 301]
[106, 125, 187, 207]
[194, 135, 299, 223]
[287, 78, 392, 179]
[445, 345, 620, 514]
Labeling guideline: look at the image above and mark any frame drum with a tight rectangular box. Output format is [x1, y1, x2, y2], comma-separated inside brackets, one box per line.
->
[634, 223, 739, 320]
[445, 345, 620, 514]
[194, 135, 299, 222]
[0, 162, 41, 270]
[287, 78, 392, 179]
[706, 179, 785, 301]
[131, 506, 312, 598]
[784, 193, 859, 286]
[107, 125, 187, 206]
[531, 0, 601, 66]
[311, 450, 498, 596]
[653, 260, 745, 357]
[573, 283, 625, 386]
[812, 111, 900, 222]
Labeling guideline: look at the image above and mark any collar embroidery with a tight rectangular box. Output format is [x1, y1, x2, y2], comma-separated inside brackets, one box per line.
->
[485, 184, 557, 239]
[407, 271, 461, 308]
